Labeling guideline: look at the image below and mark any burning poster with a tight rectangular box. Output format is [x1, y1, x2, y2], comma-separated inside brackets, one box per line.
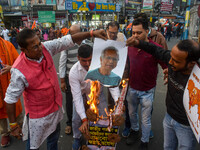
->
[87, 123, 119, 150]
[85, 80, 128, 150]
[183, 64, 200, 143]
[85, 38, 127, 87]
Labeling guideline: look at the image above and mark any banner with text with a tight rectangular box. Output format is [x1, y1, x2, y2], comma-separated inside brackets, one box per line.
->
[87, 122, 118, 150]
[38, 11, 55, 23]
[142, 0, 153, 10]
[66, 1, 116, 12]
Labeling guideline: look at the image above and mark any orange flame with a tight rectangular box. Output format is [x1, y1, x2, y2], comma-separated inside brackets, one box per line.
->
[87, 81, 100, 115]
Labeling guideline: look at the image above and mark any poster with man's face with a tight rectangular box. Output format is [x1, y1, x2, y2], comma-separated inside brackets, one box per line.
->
[85, 38, 127, 87]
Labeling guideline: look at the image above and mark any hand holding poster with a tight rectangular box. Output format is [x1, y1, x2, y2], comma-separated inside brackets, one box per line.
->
[183, 64, 200, 143]
[85, 38, 127, 87]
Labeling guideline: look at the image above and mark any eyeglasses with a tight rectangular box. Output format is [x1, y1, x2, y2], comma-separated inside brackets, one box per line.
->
[104, 56, 119, 62]
[108, 31, 118, 35]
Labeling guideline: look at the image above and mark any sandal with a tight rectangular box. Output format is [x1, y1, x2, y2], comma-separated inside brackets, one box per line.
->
[65, 126, 72, 135]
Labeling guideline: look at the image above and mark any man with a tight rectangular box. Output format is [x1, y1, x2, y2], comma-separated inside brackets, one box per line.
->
[59, 24, 84, 135]
[69, 45, 120, 150]
[35, 29, 44, 42]
[126, 18, 167, 149]
[134, 12, 168, 49]
[0, 37, 23, 147]
[122, 12, 168, 138]
[106, 21, 126, 42]
[85, 46, 121, 87]
[126, 37, 200, 150]
[4, 28, 107, 150]
[2, 27, 10, 41]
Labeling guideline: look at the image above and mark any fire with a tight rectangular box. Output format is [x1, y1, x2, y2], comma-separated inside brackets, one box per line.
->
[87, 81, 100, 115]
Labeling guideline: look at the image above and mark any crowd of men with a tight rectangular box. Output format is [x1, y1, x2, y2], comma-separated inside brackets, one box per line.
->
[0, 12, 200, 150]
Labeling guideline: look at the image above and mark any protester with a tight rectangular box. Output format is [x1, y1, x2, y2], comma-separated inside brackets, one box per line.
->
[106, 21, 126, 42]
[0, 37, 23, 147]
[122, 13, 169, 139]
[69, 44, 120, 150]
[126, 36, 200, 150]
[4, 28, 107, 150]
[59, 24, 84, 135]
[125, 18, 167, 150]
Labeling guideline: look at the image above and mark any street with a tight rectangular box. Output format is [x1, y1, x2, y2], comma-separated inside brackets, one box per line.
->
[1, 37, 200, 150]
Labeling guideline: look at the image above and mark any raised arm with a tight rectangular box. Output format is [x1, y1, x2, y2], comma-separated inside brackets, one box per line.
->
[126, 37, 171, 65]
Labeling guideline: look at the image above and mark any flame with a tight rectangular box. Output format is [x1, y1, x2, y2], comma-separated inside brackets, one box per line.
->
[87, 81, 100, 115]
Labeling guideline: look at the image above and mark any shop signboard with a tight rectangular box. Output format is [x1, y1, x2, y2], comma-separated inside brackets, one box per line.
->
[33, 5, 53, 11]
[125, 0, 142, 15]
[160, 0, 174, 12]
[57, 0, 65, 10]
[10, 0, 21, 6]
[21, 0, 28, 6]
[66, 1, 72, 10]
[116, 3, 121, 12]
[0, 0, 9, 6]
[31, 0, 46, 5]
[38, 11, 55, 23]
[0, 5, 3, 19]
[46, 0, 56, 5]
[68, 1, 116, 12]
[142, 0, 153, 10]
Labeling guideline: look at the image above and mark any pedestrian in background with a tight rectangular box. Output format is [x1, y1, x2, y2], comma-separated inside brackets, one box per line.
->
[48, 27, 55, 40]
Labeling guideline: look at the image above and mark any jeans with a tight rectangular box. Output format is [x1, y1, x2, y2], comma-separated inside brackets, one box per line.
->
[72, 86, 108, 139]
[163, 113, 196, 150]
[65, 76, 73, 127]
[127, 87, 155, 143]
[26, 123, 60, 150]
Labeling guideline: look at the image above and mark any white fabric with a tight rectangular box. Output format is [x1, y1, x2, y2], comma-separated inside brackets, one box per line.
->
[4, 35, 74, 149]
[2, 29, 10, 41]
[69, 61, 120, 120]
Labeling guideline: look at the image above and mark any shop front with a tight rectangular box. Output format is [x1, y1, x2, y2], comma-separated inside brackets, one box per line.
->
[66, 1, 116, 29]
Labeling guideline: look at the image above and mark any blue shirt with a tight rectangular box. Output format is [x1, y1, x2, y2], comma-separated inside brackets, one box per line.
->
[85, 68, 121, 87]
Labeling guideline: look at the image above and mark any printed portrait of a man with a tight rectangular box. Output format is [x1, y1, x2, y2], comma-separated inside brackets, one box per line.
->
[85, 46, 121, 87]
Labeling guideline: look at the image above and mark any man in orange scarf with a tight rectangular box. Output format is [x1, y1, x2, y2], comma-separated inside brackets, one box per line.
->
[0, 37, 23, 147]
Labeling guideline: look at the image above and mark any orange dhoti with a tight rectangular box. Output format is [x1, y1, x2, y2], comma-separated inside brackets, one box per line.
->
[0, 37, 22, 135]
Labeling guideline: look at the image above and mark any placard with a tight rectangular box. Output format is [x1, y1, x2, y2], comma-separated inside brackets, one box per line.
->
[87, 122, 118, 150]
[183, 64, 200, 143]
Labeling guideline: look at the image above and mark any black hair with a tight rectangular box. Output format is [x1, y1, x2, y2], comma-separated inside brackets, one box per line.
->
[34, 29, 40, 33]
[177, 40, 200, 62]
[132, 18, 149, 30]
[17, 28, 36, 49]
[107, 21, 119, 30]
[78, 44, 93, 58]
[134, 13, 148, 21]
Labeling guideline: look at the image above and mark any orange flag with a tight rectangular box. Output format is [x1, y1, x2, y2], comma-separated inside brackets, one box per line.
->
[126, 23, 132, 30]
[31, 20, 36, 29]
